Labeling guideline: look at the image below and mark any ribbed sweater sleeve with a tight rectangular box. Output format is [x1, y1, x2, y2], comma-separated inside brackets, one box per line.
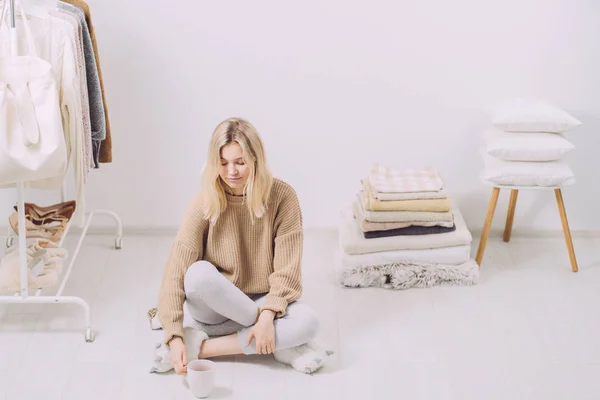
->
[261, 186, 304, 316]
[158, 191, 209, 344]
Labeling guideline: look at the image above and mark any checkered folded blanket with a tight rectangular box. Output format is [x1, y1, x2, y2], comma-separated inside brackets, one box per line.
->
[369, 164, 444, 193]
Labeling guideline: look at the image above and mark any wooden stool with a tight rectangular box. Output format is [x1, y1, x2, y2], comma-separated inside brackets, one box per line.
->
[475, 183, 578, 272]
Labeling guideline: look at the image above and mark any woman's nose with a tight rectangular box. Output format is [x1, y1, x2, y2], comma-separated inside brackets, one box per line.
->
[228, 164, 238, 176]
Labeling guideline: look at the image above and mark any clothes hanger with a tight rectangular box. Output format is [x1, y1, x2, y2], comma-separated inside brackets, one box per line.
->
[3, 0, 58, 19]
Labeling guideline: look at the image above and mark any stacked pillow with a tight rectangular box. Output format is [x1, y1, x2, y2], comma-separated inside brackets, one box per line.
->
[480, 99, 581, 187]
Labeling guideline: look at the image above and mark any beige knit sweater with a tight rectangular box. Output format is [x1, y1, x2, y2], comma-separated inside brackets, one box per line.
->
[158, 178, 304, 344]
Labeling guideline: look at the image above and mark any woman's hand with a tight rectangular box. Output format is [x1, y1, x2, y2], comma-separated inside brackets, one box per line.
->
[247, 310, 276, 354]
[168, 337, 188, 375]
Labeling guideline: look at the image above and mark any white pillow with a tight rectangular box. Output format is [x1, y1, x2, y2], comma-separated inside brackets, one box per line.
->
[480, 150, 575, 187]
[482, 127, 575, 162]
[492, 98, 581, 133]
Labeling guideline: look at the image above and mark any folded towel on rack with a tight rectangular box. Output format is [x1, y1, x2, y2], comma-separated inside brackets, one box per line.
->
[9, 201, 76, 243]
[14, 200, 76, 222]
[0, 239, 68, 294]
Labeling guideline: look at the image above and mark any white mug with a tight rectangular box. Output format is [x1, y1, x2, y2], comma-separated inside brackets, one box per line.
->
[186, 359, 216, 398]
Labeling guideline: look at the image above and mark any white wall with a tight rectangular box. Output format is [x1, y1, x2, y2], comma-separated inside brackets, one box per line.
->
[2, 0, 600, 233]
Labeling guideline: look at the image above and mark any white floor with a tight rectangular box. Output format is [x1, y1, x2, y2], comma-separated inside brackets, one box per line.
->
[1, 229, 600, 400]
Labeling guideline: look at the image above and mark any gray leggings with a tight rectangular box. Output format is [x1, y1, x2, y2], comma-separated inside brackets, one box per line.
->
[183, 260, 319, 355]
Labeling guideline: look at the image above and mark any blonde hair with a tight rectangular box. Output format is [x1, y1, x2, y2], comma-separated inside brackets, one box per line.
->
[200, 118, 273, 223]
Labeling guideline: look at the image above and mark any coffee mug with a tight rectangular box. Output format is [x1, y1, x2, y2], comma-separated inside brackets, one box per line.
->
[186, 359, 216, 398]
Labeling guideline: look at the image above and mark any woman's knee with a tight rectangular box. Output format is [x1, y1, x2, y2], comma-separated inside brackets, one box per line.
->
[184, 260, 220, 296]
[287, 303, 319, 342]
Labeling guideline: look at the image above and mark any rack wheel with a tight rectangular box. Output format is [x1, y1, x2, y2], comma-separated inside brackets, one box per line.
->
[85, 327, 95, 342]
[115, 237, 123, 250]
[5, 237, 14, 248]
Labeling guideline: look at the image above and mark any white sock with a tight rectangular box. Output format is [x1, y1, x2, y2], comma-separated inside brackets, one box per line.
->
[150, 314, 162, 330]
[150, 327, 208, 373]
[147, 307, 162, 330]
[273, 341, 334, 374]
[305, 339, 335, 356]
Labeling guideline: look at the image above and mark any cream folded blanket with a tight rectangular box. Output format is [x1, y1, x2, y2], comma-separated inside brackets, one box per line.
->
[355, 193, 454, 223]
[340, 204, 472, 255]
[373, 187, 448, 201]
[353, 202, 454, 231]
[362, 181, 450, 212]
[337, 242, 471, 267]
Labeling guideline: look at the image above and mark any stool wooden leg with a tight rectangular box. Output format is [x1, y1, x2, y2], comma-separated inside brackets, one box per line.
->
[555, 188, 578, 272]
[476, 187, 500, 266]
[503, 189, 519, 242]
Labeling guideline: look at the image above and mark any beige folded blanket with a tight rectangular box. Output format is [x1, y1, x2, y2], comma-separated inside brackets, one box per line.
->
[353, 202, 454, 232]
[340, 204, 472, 255]
[362, 181, 450, 212]
[355, 193, 454, 223]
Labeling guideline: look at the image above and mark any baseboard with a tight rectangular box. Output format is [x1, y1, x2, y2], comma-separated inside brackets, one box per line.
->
[470, 227, 600, 239]
[64, 225, 343, 237]
[0, 225, 342, 238]
[0, 225, 181, 238]
[1, 224, 599, 239]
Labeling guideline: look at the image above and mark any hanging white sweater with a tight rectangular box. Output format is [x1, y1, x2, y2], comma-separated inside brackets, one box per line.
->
[0, 12, 87, 226]
[53, 9, 94, 181]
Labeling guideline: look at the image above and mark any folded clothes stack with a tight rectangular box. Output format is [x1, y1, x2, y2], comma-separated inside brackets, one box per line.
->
[0, 201, 75, 294]
[337, 164, 479, 290]
[356, 164, 454, 238]
[0, 238, 68, 294]
[9, 201, 76, 243]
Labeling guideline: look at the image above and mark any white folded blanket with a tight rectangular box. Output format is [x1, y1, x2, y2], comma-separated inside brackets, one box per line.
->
[337, 244, 472, 268]
[339, 204, 472, 255]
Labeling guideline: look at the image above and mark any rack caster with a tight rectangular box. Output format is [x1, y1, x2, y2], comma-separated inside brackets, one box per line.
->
[115, 236, 123, 250]
[85, 327, 95, 342]
[5, 236, 14, 248]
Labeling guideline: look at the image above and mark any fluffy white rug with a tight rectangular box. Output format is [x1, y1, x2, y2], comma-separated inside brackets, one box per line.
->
[337, 259, 479, 289]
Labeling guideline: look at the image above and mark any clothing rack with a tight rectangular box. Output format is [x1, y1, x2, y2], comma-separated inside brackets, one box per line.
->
[0, 0, 122, 343]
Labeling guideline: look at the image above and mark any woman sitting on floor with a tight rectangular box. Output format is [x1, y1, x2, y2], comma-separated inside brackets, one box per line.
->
[150, 117, 331, 375]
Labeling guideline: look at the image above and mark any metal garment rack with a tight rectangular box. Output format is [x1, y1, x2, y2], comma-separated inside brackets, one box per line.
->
[0, 0, 123, 342]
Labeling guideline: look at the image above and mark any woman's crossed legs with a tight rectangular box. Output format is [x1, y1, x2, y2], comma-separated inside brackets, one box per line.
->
[184, 260, 319, 357]
[151, 261, 332, 374]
